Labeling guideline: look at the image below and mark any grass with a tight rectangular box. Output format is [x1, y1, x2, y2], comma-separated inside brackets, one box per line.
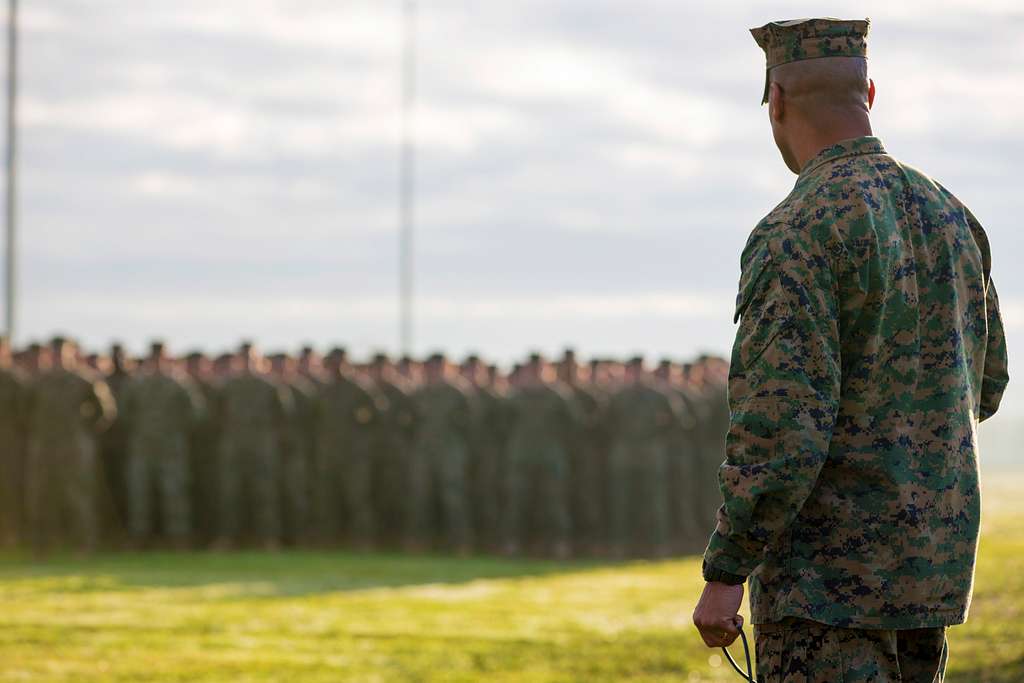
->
[1, 471, 1022, 682]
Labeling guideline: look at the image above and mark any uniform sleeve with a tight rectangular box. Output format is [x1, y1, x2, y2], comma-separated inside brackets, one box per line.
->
[89, 378, 118, 433]
[980, 277, 1008, 421]
[702, 233, 842, 579]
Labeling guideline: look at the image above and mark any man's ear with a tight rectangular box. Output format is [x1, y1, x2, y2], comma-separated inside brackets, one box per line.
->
[867, 78, 876, 111]
[768, 81, 784, 122]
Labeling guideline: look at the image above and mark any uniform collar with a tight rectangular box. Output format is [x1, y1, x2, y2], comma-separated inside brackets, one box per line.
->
[798, 136, 887, 178]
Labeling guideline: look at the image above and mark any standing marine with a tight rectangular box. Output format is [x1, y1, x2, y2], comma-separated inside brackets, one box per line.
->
[24, 337, 117, 555]
[692, 19, 1009, 682]
[214, 342, 291, 549]
[0, 336, 28, 546]
[120, 341, 204, 548]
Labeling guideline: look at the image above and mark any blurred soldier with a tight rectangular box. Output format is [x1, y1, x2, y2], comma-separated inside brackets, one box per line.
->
[25, 337, 116, 555]
[212, 353, 235, 380]
[315, 347, 382, 547]
[557, 349, 605, 556]
[184, 351, 221, 546]
[685, 361, 728, 531]
[100, 342, 135, 542]
[298, 345, 326, 388]
[120, 341, 204, 548]
[214, 342, 291, 550]
[503, 353, 577, 558]
[460, 354, 507, 552]
[407, 353, 473, 553]
[606, 356, 680, 558]
[654, 359, 704, 553]
[368, 353, 418, 547]
[397, 355, 421, 386]
[20, 342, 47, 376]
[0, 336, 29, 546]
[269, 352, 317, 547]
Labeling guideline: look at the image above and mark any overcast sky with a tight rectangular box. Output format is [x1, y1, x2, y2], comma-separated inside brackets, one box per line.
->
[9, 1, 1024, 410]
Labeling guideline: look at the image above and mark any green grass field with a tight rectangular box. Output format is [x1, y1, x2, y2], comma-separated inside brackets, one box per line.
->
[2, 472, 1023, 682]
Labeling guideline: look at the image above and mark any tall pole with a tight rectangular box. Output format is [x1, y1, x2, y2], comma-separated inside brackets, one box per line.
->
[399, 0, 416, 356]
[3, 0, 16, 342]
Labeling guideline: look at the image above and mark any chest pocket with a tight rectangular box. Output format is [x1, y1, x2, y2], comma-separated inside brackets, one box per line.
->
[732, 244, 794, 371]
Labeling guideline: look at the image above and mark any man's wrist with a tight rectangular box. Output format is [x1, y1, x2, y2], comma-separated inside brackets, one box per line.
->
[702, 559, 747, 586]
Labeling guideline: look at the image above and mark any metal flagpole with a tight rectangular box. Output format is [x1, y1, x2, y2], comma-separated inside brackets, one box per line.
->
[399, 0, 416, 356]
[3, 0, 16, 341]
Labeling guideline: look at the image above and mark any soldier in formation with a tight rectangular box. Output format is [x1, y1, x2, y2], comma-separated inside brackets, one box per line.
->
[3, 337, 729, 558]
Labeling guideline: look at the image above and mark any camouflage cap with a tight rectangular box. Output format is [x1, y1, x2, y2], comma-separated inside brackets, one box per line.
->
[751, 18, 870, 104]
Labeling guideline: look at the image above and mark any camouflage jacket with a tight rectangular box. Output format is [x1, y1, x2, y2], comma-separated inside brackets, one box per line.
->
[703, 137, 1009, 629]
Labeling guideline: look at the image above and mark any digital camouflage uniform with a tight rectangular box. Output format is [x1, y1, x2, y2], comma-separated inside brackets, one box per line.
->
[188, 376, 221, 547]
[694, 380, 729, 531]
[278, 375, 317, 546]
[99, 363, 133, 540]
[562, 381, 605, 553]
[372, 376, 418, 546]
[121, 369, 204, 542]
[217, 372, 291, 544]
[658, 378, 704, 553]
[704, 20, 1008, 681]
[606, 380, 680, 556]
[25, 367, 117, 553]
[315, 370, 381, 544]
[408, 378, 473, 549]
[465, 384, 508, 550]
[0, 365, 28, 546]
[753, 617, 948, 682]
[502, 382, 577, 553]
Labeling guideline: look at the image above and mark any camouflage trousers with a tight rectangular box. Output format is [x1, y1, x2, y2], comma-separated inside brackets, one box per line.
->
[665, 444, 703, 553]
[126, 434, 191, 542]
[754, 617, 948, 682]
[568, 442, 603, 551]
[315, 438, 375, 544]
[372, 434, 413, 545]
[469, 442, 503, 550]
[279, 444, 311, 546]
[25, 436, 98, 553]
[408, 440, 472, 549]
[218, 433, 280, 543]
[0, 430, 24, 546]
[502, 444, 569, 551]
[608, 439, 668, 554]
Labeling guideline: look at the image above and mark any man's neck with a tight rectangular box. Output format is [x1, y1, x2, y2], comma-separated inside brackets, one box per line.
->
[793, 116, 873, 172]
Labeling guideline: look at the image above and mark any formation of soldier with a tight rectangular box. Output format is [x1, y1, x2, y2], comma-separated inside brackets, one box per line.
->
[0, 335, 730, 559]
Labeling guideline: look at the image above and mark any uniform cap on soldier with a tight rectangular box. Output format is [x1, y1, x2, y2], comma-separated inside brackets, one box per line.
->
[750, 17, 870, 104]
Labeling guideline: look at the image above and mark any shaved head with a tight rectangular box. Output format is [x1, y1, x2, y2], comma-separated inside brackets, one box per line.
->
[767, 56, 874, 173]
[771, 56, 869, 115]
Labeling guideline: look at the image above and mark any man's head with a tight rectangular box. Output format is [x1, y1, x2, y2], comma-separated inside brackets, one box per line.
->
[424, 352, 447, 384]
[368, 352, 393, 383]
[752, 19, 874, 173]
[51, 336, 76, 370]
[185, 351, 211, 379]
[237, 341, 259, 373]
[149, 340, 171, 372]
[625, 356, 645, 384]
[557, 348, 579, 384]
